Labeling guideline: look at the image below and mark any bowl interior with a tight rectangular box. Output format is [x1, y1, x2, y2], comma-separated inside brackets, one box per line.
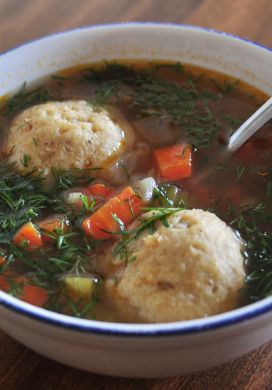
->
[0, 23, 272, 335]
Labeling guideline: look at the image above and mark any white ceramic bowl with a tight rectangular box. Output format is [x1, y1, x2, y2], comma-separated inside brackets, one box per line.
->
[0, 23, 271, 378]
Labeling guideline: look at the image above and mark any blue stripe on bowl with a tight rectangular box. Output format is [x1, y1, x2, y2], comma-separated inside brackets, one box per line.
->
[0, 22, 271, 337]
[1, 290, 272, 336]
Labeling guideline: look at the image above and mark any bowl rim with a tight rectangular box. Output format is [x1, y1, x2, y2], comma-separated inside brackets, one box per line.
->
[0, 21, 271, 59]
[0, 21, 271, 337]
[1, 290, 272, 336]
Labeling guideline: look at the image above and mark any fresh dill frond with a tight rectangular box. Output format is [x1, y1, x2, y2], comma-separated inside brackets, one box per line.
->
[266, 182, 272, 199]
[0, 160, 48, 232]
[81, 62, 223, 149]
[52, 294, 99, 319]
[80, 194, 96, 213]
[51, 167, 97, 191]
[236, 165, 247, 180]
[20, 154, 31, 168]
[223, 114, 243, 129]
[210, 79, 239, 95]
[112, 207, 185, 264]
[217, 201, 272, 301]
[154, 184, 187, 208]
[4, 83, 54, 117]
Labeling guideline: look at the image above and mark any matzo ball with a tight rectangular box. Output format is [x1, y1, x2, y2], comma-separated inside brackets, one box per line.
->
[6, 100, 132, 179]
[105, 209, 245, 323]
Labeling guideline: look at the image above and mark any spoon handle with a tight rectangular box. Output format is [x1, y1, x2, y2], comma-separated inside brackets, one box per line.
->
[228, 97, 272, 153]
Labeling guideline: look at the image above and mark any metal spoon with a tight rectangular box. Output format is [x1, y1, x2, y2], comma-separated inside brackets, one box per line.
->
[228, 96, 272, 153]
[191, 97, 272, 185]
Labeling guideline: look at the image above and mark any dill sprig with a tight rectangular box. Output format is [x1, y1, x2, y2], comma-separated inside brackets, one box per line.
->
[219, 201, 272, 301]
[112, 207, 185, 264]
[3, 82, 54, 118]
[0, 161, 100, 288]
[154, 184, 187, 208]
[210, 79, 239, 95]
[65, 295, 99, 318]
[0, 225, 96, 289]
[236, 165, 247, 180]
[0, 160, 48, 232]
[51, 167, 97, 191]
[0, 225, 101, 318]
[46, 290, 99, 319]
[244, 230, 272, 299]
[82, 62, 224, 149]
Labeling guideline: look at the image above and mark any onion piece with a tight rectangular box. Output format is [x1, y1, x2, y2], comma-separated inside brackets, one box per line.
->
[108, 106, 135, 151]
[101, 142, 150, 185]
[132, 177, 157, 203]
[132, 117, 181, 146]
[65, 191, 85, 206]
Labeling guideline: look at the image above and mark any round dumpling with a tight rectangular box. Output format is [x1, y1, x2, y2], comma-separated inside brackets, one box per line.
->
[104, 209, 245, 323]
[6, 100, 132, 179]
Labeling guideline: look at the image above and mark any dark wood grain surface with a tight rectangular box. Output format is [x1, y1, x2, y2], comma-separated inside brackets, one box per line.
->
[0, 0, 271, 388]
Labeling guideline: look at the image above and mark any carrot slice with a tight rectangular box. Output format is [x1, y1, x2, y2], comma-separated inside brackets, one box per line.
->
[37, 216, 69, 243]
[38, 216, 68, 234]
[82, 186, 143, 240]
[13, 222, 43, 250]
[154, 143, 192, 181]
[116, 187, 142, 223]
[0, 275, 9, 291]
[20, 284, 48, 307]
[0, 275, 48, 307]
[37, 217, 66, 233]
[87, 183, 113, 198]
[0, 256, 5, 265]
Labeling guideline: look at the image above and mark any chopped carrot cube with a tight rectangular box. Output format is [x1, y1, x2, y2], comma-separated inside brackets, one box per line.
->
[154, 143, 192, 181]
[0, 275, 48, 307]
[13, 222, 43, 250]
[20, 284, 48, 307]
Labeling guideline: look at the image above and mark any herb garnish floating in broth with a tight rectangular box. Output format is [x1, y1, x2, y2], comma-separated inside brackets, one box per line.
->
[0, 61, 271, 323]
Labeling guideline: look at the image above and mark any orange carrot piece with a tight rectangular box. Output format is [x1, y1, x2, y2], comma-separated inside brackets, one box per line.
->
[38, 216, 67, 234]
[38, 216, 69, 243]
[0, 275, 48, 307]
[87, 183, 113, 198]
[116, 186, 142, 223]
[13, 222, 43, 249]
[37, 216, 69, 243]
[82, 186, 143, 239]
[154, 143, 192, 181]
[116, 186, 137, 201]
[0, 256, 5, 265]
[20, 284, 48, 307]
[0, 275, 9, 291]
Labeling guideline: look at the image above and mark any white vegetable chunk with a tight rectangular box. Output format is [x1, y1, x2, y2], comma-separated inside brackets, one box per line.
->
[132, 177, 157, 202]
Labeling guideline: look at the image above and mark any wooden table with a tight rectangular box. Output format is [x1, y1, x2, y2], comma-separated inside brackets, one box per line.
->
[0, 0, 271, 388]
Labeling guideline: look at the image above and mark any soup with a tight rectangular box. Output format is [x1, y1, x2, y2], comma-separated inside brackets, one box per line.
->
[0, 61, 271, 323]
